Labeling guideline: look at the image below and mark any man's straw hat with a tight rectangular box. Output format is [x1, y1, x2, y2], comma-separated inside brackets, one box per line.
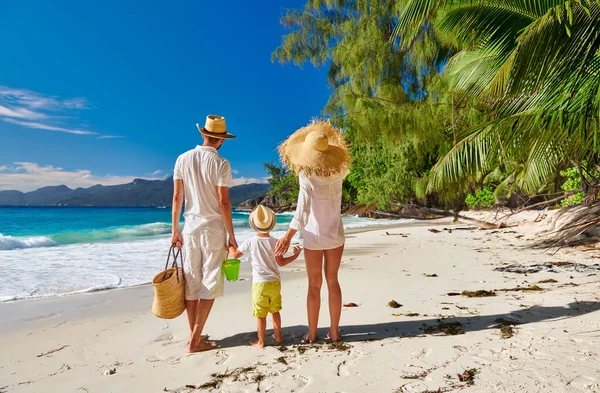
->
[278, 120, 350, 177]
[196, 115, 236, 139]
[249, 205, 276, 233]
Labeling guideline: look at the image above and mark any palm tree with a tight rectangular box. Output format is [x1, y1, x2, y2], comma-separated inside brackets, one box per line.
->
[394, 1, 600, 198]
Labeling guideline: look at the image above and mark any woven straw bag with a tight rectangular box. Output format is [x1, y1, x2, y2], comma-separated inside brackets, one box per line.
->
[152, 245, 185, 319]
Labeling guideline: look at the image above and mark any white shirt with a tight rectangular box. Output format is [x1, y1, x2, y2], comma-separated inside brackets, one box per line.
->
[238, 235, 281, 283]
[289, 169, 349, 250]
[173, 146, 232, 235]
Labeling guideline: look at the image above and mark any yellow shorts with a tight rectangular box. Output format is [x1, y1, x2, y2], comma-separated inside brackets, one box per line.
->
[252, 281, 282, 318]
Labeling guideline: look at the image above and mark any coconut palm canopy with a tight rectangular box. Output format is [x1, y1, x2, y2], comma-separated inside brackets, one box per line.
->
[273, 0, 600, 211]
[393, 0, 600, 196]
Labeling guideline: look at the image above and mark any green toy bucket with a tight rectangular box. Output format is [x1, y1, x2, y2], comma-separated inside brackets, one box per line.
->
[222, 257, 241, 282]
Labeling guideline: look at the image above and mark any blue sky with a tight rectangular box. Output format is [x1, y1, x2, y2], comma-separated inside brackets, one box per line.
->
[0, 1, 331, 191]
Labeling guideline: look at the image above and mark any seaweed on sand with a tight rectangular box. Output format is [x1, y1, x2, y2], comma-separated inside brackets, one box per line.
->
[538, 279, 558, 283]
[388, 300, 402, 308]
[329, 341, 351, 351]
[424, 321, 464, 335]
[457, 368, 478, 385]
[198, 366, 258, 390]
[495, 318, 520, 338]
[461, 290, 496, 297]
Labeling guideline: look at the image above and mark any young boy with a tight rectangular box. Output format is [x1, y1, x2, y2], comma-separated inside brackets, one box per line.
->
[228, 205, 302, 348]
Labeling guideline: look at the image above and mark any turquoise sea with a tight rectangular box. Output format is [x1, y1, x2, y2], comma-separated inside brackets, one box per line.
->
[0, 207, 405, 302]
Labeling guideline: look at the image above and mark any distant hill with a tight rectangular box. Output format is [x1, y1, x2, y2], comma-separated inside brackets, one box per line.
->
[0, 178, 269, 207]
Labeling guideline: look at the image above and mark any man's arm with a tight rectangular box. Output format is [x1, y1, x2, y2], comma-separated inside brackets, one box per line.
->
[228, 246, 243, 259]
[171, 179, 184, 247]
[218, 186, 237, 249]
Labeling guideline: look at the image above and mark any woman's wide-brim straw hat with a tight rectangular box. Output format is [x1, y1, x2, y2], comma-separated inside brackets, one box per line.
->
[196, 115, 236, 139]
[278, 120, 351, 177]
[249, 205, 277, 233]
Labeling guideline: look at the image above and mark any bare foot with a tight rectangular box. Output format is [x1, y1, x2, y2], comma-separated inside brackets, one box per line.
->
[186, 334, 210, 347]
[272, 333, 282, 345]
[326, 331, 340, 342]
[301, 333, 317, 343]
[250, 340, 265, 348]
[188, 340, 219, 353]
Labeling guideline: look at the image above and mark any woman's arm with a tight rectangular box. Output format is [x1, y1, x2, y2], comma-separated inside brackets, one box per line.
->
[275, 227, 297, 257]
[275, 176, 311, 256]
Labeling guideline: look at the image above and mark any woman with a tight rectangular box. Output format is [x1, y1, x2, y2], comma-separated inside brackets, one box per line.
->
[275, 120, 351, 343]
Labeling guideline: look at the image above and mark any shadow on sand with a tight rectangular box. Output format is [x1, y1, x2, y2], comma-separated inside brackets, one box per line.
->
[215, 300, 600, 349]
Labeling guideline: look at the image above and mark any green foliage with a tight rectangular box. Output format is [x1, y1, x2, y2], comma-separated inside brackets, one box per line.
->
[264, 162, 299, 205]
[559, 165, 600, 207]
[406, 1, 600, 196]
[273, 0, 471, 208]
[465, 186, 496, 209]
[273, 0, 600, 210]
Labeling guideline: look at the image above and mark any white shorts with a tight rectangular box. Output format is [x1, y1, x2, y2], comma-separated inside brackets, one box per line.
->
[182, 226, 227, 300]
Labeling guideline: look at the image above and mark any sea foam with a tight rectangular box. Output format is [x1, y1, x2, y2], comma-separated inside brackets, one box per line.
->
[0, 233, 57, 251]
[0, 214, 411, 302]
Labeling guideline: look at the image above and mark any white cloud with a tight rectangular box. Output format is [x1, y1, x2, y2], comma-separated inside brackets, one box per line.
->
[0, 86, 89, 111]
[231, 169, 240, 175]
[151, 170, 163, 176]
[231, 177, 269, 186]
[0, 104, 48, 120]
[0, 162, 163, 192]
[97, 135, 124, 139]
[0, 85, 108, 137]
[0, 166, 7, 172]
[3, 118, 96, 135]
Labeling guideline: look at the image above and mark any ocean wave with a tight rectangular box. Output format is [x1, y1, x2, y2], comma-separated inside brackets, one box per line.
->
[50, 222, 171, 245]
[0, 222, 172, 251]
[0, 233, 57, 251]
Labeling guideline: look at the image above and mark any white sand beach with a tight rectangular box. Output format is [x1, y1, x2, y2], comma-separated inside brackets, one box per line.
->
[1, 211, 600, 393]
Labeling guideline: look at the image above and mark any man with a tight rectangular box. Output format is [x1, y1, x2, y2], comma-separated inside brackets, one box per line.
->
[171, 115, 237, 353]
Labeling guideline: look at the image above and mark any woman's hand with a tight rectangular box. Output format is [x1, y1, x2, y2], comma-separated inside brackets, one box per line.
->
[171, 231, 183, 248]
[275, 235, 291, 257]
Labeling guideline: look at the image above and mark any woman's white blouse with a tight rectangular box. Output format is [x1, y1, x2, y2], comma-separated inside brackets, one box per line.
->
[289, 169, 349, 250]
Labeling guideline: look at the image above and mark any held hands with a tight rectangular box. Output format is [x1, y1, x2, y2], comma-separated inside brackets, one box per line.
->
[228, 237, 238, 251]
[292, 246, 303, 256]
[275, 236, 291, 257]
[171, 231, 183, 248]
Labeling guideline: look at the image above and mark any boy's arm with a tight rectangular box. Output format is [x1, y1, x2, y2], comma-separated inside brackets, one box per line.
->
[276, 246, 302, 267]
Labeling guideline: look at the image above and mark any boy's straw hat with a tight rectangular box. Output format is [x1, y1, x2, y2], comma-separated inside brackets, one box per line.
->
[278, 120, 350, 177]
[249, 205, 276, 233]
[196, 115, 236, 139]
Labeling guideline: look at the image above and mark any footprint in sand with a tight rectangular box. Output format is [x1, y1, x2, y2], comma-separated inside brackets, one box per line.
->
[146, 354, 181, 365]
[337, 350, 365, 377]
[154, 333, 173, 343]
[291, 375, 310, 392]
[337, 360, 349, 377]
[412, 347, 432, 360]
[214, 350, 229, 365]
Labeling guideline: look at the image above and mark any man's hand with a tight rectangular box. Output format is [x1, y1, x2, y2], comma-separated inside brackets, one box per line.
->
[292, 246, 303, 256]
[171, 231, 183, 248]
[228, 237, 238, 251]
[275, 236, 291, 257]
